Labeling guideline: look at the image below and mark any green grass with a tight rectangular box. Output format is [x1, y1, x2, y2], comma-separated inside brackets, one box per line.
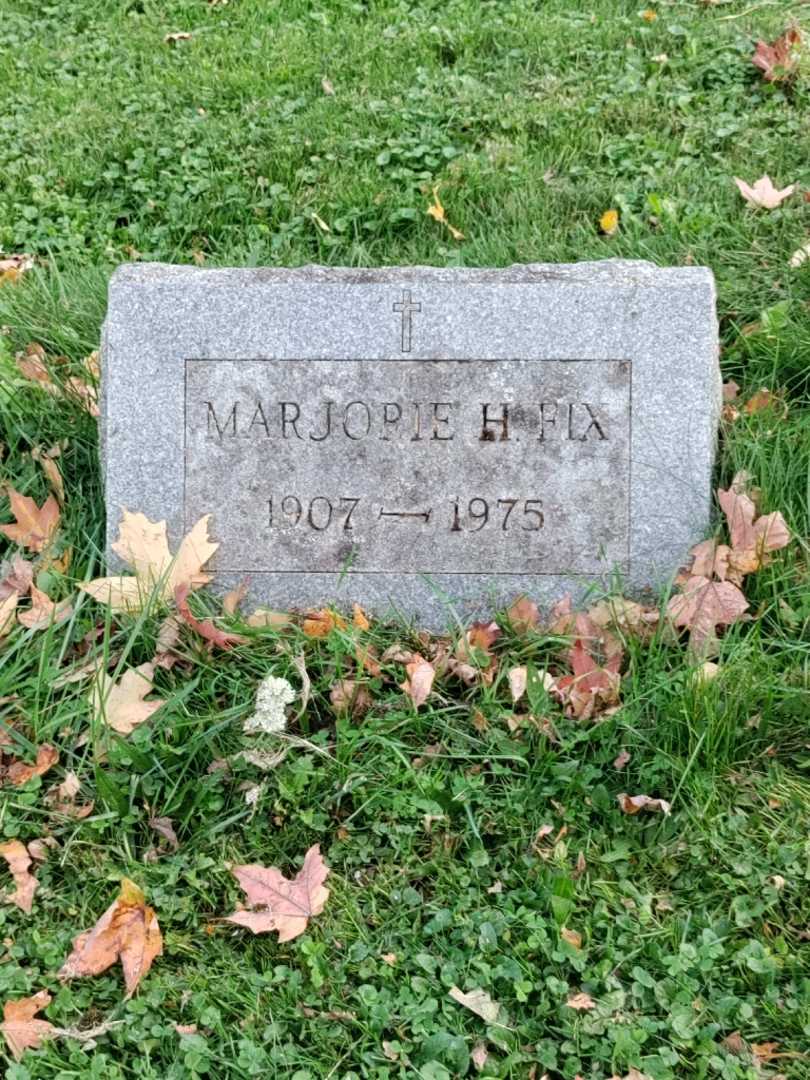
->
[1, 1, 809, 1078]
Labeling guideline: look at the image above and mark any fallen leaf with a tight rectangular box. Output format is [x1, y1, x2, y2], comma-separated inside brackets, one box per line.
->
[222, 579, 249, 615]
[0, 591, 18, 641]
[613, 749, 631, 770]
[752, 25, 802, 83]
[617, 793, 671, 815]
[566, 991, 596, 1010]
[153, 614, 182, 669]
[381, 952, 397, 966]
[561, 927, 582, 949]
[692, 660, 719, 683]
[226, 844, 330, 942]
[148, 816, 179, 852]
[31, 445, 65, 504]
[734, 175, 796, 210]
[0, 840, 38, 913]
[552, 638, 621, 720]
[690, 538, 731, 581]
[507, 595, 540, 633]
[45, 771, 94, 819]
[0, 254, 35, 285]
[175, 583, 248, 650]
[789, 241, 810, 268]
[164, 31, 192, 43]
[302, 608, 346, 637]
[330, 679, 372, 719]
[6, 745, 58, 786]
[0, 555, 33, 600]
[352, 603, 370, 631]
[723, 381, 740, 403]
[508, 666, 528, 703]
[667, 576, 749, 656]
[0, 990, 54, 1060]
[321, 75, 335, 95]
[59, 877, 162, 996]
[471, 1041, 489, 1071]
[448, 986, 501, 1024]
[427, 186, 465, 241]
[401, 654, 435, 708]
[600, 208, 619, 236]
[717, 476, 791, 576]
[17, 586, 73, 631]
[0, 489, 60, 552]
[175, 1023, 199, 1036]
[80, 511, 218, 611]
[246, 607, 292, 629]
[91, 663, 165, 736]
[744, 388, 783, 416]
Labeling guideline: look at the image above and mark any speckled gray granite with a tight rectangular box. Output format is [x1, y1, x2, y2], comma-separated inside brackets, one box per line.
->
[101, 261, 720, 627]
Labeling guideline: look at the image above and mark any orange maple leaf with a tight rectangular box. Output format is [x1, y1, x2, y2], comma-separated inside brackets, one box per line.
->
[0, 489, 60, 553]
[226, 844, 330, 943]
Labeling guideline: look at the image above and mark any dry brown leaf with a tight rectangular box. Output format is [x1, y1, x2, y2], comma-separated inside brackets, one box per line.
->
[613, 749, 631, 770]
[0, 840, 38, 913]
[734, 175, 796, 210]
[175, 584, 248, 650]
[148, 816, 179, 852]
[752, 25, 802, 83]
[330, 679, 372, 719]
[0, 591, 18, 641]
[59, 877, 162, 997]
[91, 663, 165, 736]
[7, 744, 58, 786]
[427, 186, 465, 241]
[80, 511, 218, 611]
[551, 639, 621, 720]
[506, 595, 540, 634]
[617, 793, 671, 816]
[153, 614, 182, 670]
[0, 489, 60, 552]
[566, 991, 596, 1011]
[666, 576, 749, 656]
[690, 538, 731, 581]
[246, 607, 292, 629]
[744, 388, 784, 416]
[352, 603, 370, 631]
[0, 555, 33, 600]
[45, 771, 94, 819]
[226, 843, 330, 942]
[471, 1041, 489, 1071]
[561, 927, 582, 949]
[31, 445, 65, 505]
[448, 986, 502, 1024]
[17, 586, 73, 631]
[222, 579, 249, 615]
[717, 476, 790, 574]
[165, 30, 192, 43]
[0, 990, 54, 1060]
[508, 666, 528, 703]
[401, 654, 435, 708]
[302, 608, 346, 637]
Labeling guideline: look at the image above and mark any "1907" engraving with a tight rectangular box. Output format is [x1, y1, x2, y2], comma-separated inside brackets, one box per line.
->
[267, 496, 544, 533]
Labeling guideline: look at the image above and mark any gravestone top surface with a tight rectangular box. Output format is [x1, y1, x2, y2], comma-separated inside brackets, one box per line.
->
[101, 260, 720, 626]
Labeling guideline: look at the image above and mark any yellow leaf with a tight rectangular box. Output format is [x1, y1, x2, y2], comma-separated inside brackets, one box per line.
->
[427, 187, 465, 241]
[600, 208, 619, 236]
[641, 8, 657, 21]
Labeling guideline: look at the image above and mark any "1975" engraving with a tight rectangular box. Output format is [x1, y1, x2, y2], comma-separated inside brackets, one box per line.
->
[267, 496, 544, 533]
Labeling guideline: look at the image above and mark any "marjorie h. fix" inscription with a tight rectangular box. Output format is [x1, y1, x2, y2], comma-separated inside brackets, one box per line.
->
[183, 359, 631, 576]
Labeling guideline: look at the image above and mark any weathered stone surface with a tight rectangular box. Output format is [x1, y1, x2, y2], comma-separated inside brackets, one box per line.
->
[101, 260, 720, 626]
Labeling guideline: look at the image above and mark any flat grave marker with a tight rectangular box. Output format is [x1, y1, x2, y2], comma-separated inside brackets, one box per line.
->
[102, 261, 720, 624]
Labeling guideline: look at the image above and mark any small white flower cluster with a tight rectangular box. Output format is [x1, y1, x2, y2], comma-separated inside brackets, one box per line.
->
[243, 674, 295, 735]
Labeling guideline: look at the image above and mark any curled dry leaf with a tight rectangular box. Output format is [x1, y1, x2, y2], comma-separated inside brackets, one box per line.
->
[91, 663, 165, 736]
[0, 489, 60, 552]
[427, 186, 465, 241]
[0, 591, 18, 641]
[330, 679, 373, 719]
[222, 579, 249, 615]
[0, 555, 33, 600]
[1, 990, 54, 1060]
[17, 585, 73, 631]
[507, 595, 540, 634]
[6, 744, 58, 786]
[59, 877, 162, 997]
[80, 511, 218, 611]
[734, 175, 796, 210]
[448, 986, 502, 1024]
[0, 839, 38, 913]
[31, 445, 65, 505]
[566, 991, 596, 1011]
[246, 607, 292, 629]
[175, 583, 248, 650]
[401, 654, 435, 708]
[302, 608, 346, 637]
[45, 771, 94, 819]
[148, 816, 179, 852]
[617, 793, 671, 816]
[471, 1041, 489, 1072]
[226, 843, 330, 943]
[752, 25, 802, 83]
[508, 666, 528, 704]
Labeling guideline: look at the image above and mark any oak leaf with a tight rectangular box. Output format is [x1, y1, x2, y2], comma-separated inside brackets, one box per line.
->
[58, 877, 162, 997]
[90, 663, 165, 736]
[734, 175, 795, 210]
[0, 489, 60, 552]
[6, 744, 58, 786]
[0, 990, 54, 1060]
[226, 844, 330, 942]
[175, 583, 248, 650]
[79, 511, 217, 611]
[752, 25, 802, 82]
[0, 839, 38, 913]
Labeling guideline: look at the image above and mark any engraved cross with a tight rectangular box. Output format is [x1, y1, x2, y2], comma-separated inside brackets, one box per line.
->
[393, 289, 421, 353]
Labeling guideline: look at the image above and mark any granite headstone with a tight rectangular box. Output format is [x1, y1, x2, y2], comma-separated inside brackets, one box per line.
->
[101, 261, 720, 625]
